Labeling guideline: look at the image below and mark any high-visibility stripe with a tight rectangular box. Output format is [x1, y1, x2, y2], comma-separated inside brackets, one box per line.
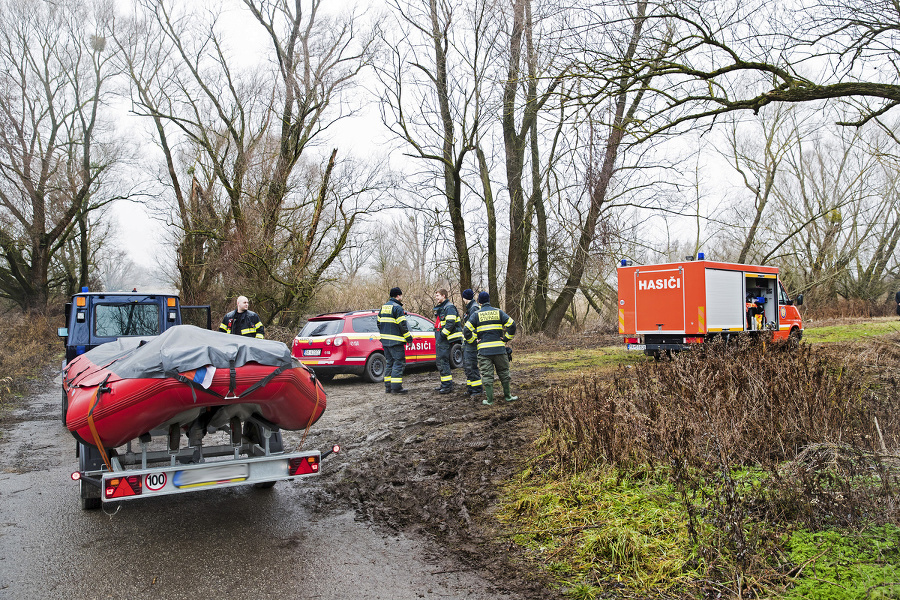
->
[469, 379, 482, 387]
[447, 332, 463, 341]
[618, 308, 625, 334]
[381, 334, 406, 342]
[478, 340, 506, 350]
[476, 324, 503, 332]
[440, 375, 452, 382]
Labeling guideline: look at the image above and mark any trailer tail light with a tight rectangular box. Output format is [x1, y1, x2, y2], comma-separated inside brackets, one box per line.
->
[71, 471, 82, 481]
[289, 456, 320, 476]
[624, 337, 638, 344]
[685, 337, 704, 344]
[105, 475, 142, 499]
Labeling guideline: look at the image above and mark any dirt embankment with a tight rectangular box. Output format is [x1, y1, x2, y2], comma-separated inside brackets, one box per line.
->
[296, 360, 561, 599]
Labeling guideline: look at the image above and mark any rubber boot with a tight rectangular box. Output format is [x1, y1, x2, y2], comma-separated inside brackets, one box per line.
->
[482, 382, 494, 405]
[502, 382, 517, 403]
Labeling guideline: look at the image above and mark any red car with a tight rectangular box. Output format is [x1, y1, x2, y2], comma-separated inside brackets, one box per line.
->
[292, 309, 463, 382]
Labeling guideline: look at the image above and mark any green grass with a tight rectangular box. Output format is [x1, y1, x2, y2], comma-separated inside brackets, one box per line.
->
[515, 347, 648, 374]
[783, 525, 900, 600]
[802, 319, 900, 343]
[496, 466, 700, 596]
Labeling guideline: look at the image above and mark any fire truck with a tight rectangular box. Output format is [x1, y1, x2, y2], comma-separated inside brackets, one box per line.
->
[617, 254, 804, 356]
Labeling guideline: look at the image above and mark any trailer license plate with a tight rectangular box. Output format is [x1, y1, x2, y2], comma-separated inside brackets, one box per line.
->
[173, 464, 249, 489]
[303, 349, 322, 356]
[627, 344, 646, 351]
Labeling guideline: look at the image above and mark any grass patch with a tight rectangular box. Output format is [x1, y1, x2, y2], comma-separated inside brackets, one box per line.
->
[515, 346, 647, 374]
[783, 525, 900, 600]
[505, 337, 900, 598]
[497, 466, 700, 596]
[802, 318, 900, 344]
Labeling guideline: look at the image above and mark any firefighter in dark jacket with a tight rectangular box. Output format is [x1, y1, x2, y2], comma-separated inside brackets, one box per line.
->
[463, 292, 517, 405]
[461, 288, 483, 397]
[377, 287, 413, 394]
[432, 288, 462, 394]
[219, 295, 265, 338]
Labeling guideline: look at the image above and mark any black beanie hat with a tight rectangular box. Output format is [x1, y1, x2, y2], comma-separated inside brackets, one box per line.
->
[390, 287, 402, 298]
[478, 291, 490, 304]
[462, 288, 474, 300]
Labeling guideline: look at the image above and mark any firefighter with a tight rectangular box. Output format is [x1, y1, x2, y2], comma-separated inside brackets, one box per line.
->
[377, 287, 412, 394]
[463, 292, 517, 405]
[432, 289, 462, 394]
[219, 295, 265, 338]
[460, 289, 483, 398]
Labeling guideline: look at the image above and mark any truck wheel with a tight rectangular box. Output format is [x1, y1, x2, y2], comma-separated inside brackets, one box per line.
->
[789, 328, 802, 348]
[449, 343, 463, 369]
[363, 352, 386, 383]
[61, 386, 68, 425]
[315, 372, 334, 382]
[253, 481, 277, 490]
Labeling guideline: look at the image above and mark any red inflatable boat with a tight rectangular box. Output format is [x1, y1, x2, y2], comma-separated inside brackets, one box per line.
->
[63, 325, 326, 449]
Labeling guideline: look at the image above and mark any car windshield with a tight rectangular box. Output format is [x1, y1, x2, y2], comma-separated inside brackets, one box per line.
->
[299, 319, 343, 337]
[94, 303, 160, 337]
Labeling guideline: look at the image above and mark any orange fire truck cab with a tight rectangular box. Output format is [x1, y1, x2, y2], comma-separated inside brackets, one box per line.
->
[617, 254, 803, 356]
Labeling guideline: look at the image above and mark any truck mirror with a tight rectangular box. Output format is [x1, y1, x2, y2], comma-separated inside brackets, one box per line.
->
[57, 327, 68, 338]
[796, 293, 804, 306]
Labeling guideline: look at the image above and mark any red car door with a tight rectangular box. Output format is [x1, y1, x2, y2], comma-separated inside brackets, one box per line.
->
[405, 313, 435, 364]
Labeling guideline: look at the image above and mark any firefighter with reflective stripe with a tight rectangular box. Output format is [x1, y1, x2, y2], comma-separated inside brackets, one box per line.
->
[432, 289, 462, 394]
[377, 287, 412, 394]
[219, 295, 265, 338]
[463, 292, 517, 405]
[460, 288, 483, 397]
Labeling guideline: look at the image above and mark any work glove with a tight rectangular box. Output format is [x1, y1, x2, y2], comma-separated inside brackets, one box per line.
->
[506, 346, 513, 362]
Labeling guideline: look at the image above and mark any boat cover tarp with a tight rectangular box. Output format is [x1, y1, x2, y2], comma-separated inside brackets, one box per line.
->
[74, 324, 295, 381]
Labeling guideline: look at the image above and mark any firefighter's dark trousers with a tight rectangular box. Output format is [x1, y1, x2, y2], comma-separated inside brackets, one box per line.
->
[436, 338, 452, 389]
[478, 352, 512, 402]
[463, 342, 482, 394]
[383, 345, 406, 391]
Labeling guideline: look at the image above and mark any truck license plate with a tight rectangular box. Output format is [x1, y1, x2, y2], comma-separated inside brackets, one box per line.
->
[627, 344, 646, 351]
[303, 349, 322, 356]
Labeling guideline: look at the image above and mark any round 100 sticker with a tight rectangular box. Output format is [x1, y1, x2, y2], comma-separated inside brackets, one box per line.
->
[145, 472, 167, 491]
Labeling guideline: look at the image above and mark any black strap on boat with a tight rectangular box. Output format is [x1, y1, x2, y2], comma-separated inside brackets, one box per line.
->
[227, 360, 237, 399]
[172, 365, 290, 402]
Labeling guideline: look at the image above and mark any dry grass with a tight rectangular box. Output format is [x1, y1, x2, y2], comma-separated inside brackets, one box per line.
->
[0, 312, 61, 413]
[532, 336, 900, 596]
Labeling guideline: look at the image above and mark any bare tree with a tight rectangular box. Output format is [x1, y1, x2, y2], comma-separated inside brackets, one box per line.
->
[117, 1, 379, 324]
[637, 0, 900, 133]
[0, 0, 122, 312]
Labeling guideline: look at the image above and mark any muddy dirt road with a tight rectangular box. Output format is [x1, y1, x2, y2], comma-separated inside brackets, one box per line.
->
[0, 364, 552, 599]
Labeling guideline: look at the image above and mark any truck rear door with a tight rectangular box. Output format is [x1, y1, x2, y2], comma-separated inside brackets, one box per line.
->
[634, 267, 686, 333]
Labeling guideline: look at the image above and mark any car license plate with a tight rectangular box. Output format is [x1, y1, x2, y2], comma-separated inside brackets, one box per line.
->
[303, 349, 322, 356]
[626, 344, 646, 351]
